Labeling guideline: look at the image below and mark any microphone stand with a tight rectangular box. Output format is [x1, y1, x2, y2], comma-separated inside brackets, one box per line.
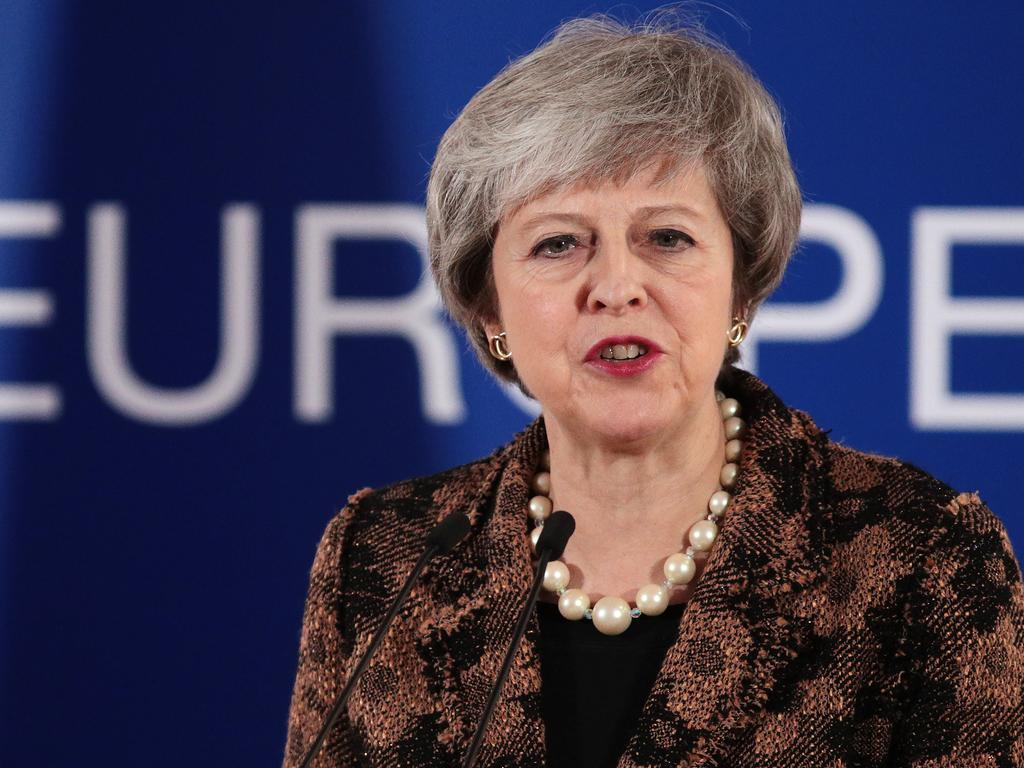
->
[462, 510, 575, 768]
[298, 512, 470, 768]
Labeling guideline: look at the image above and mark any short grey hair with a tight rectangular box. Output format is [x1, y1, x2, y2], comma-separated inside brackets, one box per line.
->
[426, 13, 802, 383]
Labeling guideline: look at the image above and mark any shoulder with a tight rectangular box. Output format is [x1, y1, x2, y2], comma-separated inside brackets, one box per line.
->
[823, 438, 1011, 550]
[727, 366, 963, 524]
[309, 445, 517, 643]
[825, 439, 957, 521]
[314, 440, 513, 568]
[356, 454, 502, 530]
[731, 365, 1016, 572]
[811, 432, 1023, 638]
[778, 423, 1023, 761]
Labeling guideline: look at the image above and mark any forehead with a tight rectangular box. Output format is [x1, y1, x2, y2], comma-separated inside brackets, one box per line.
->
[500, 159, 721, 228]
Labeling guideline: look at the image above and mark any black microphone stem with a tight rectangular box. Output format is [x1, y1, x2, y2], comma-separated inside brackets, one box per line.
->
[298, 543, 438, 768]
[462, 547, 552, 768]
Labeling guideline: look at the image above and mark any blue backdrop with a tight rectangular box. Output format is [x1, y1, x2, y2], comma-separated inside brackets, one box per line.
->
[1, 2, 1022, 765]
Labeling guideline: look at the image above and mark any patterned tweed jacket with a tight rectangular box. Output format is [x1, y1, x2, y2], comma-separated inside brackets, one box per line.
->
[283, 369, 1024, 767]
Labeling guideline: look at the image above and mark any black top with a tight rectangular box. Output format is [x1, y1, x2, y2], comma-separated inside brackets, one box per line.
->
[536, 600, 686, 768]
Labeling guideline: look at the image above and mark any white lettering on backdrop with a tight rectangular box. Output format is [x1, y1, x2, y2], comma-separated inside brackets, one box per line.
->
[294, 204, 465, 425]
[911, 208, 1024, 430]
[0, 201, 62, 419]
[86, 203, 261, 425]
[744, 204, 884, 372]
[1, 202, 1020, 429]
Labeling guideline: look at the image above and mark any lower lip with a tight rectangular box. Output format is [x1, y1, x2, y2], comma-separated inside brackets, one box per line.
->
[586, 352, 662, 377]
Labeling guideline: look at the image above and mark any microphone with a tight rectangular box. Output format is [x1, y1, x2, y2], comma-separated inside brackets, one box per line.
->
[298, 510, 471, 768]
[462, 510, 576, 768]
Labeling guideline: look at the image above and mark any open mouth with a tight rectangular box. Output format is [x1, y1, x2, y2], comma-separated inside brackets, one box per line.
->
[598, 343, 649, 361]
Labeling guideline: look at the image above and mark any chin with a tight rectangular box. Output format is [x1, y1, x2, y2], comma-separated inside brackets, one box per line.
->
[574, 402, 677, 447]
[539, 378, 696, 446]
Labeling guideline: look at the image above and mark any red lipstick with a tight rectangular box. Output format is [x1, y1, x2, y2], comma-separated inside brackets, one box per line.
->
[584, 336, 663, 377]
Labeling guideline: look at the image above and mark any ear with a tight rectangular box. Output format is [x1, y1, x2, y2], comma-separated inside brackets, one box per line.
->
[481, 311, 503, 340]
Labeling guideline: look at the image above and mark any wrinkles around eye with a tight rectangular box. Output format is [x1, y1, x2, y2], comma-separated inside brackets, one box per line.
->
[531, 234, 582, 258]
[526, 229, 695, 259]
[648, 229, 695, 249]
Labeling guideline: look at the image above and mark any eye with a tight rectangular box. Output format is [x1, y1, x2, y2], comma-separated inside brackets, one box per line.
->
[531, 234, 580, 258]
[649, 229, 695, 249]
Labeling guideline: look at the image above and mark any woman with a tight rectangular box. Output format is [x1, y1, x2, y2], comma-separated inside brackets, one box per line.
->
[283, 16, 1024, 768]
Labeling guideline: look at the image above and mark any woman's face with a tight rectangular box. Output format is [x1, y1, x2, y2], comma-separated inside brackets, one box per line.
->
[486, 162, 736, 445]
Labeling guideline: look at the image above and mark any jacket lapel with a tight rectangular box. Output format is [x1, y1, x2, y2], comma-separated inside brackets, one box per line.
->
[621, 371, 834, 767]
[414, 419, 550, 767]
[413, 370, 833, 768]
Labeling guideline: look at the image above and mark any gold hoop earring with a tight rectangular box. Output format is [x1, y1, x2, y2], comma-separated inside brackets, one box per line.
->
[727, 318, 749, 347]
[488, 331, 512, 361]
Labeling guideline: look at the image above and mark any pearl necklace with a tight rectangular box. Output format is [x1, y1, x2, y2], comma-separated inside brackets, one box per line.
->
[527, 391, 745, 635]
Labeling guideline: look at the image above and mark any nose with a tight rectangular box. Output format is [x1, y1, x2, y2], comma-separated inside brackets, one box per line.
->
[585, 242, 648, 314]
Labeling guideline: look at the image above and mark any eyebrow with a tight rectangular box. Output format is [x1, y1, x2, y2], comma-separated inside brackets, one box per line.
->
[634, 204, 706, 221]
[516, 212, 590, 230]
[516, 204, 706, 231]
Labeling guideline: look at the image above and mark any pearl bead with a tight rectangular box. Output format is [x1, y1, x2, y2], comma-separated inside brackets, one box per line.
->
[528, 495, 552, 521]
[525, 394, 745, 634]
[725, 439, 743, 462]
[708, 490, 731, 516]
[724, 416, 745, 440]
[688, 519, 718, 551]
[592, 596, 632, 635]
[663, 552, 696, 584]
[529, 526, 542, 553]
[636, 583, 669, 616]
[719, 397, 741, 418]
[558, 588, 590, 620]
[543, 560, 570, 592]
[720, 462, 738, 488]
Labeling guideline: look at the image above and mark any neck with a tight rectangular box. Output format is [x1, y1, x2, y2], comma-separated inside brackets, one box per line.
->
[539, 394, 726, 599]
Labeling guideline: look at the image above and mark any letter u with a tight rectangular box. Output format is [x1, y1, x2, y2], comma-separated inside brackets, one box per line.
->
[86, 203, 260, 425]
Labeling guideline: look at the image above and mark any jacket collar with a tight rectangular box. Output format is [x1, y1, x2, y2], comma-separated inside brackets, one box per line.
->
[415, 369, 834, 767]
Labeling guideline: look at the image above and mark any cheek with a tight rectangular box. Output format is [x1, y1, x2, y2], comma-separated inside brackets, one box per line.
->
[499, 276, 571, 339]
[663, 280, 732, 351]
[507, 301, 572, 364]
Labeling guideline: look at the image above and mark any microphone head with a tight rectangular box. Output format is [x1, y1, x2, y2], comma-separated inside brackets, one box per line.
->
[535, 510, 575, 560]
[425, 511, 472, 554]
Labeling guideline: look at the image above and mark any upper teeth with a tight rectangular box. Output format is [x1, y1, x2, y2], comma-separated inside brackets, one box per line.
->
[600, 343, 648, 361]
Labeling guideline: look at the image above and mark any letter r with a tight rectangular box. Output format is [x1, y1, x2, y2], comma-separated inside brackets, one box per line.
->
[294, 205, 466, 425]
